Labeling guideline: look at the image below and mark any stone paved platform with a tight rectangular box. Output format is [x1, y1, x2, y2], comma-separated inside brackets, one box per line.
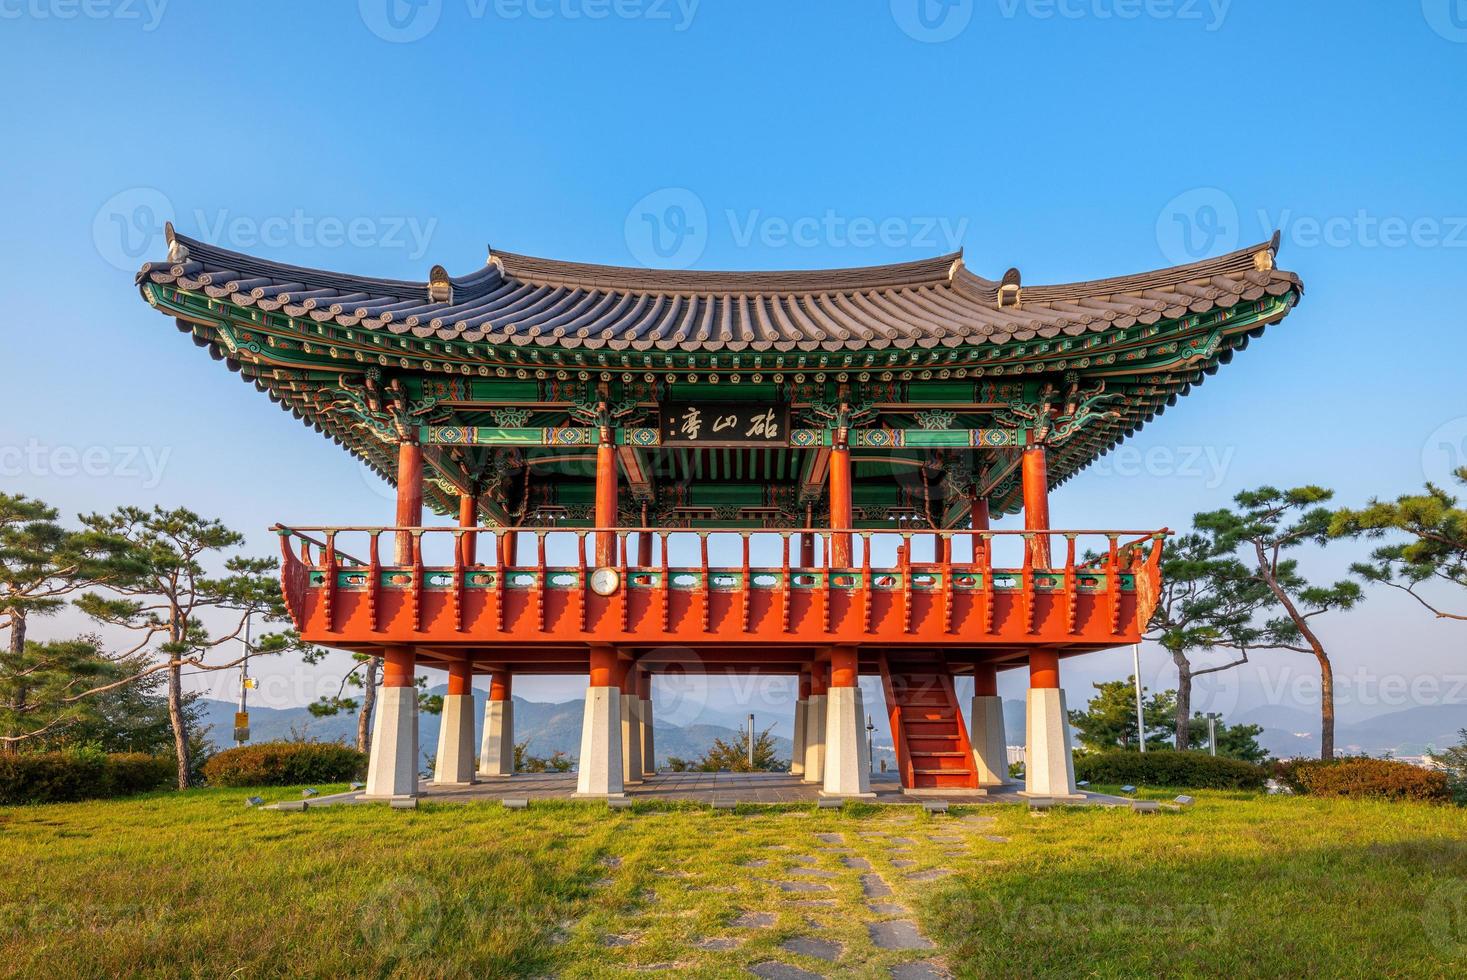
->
[289, 772, 1130, 808]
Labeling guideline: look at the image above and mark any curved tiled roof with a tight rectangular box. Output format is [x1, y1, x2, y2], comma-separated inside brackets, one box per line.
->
[138, 228, 1300, 354]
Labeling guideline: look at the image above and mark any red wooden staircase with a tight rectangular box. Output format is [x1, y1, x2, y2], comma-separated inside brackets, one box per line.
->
[879, 656, 980, 791]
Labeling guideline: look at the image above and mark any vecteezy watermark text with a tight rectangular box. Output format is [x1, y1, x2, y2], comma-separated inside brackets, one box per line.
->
[890, 0, 1230, 43]
[1156, 187, 1467, 264]
[93, 187, 439, 271]
[0, 0, 167, 30]
[358, 0, 698, 43]
[0, 440, 171, 489]
[625, 187, 968, 269]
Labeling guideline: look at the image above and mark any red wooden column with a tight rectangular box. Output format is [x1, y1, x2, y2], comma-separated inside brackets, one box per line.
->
[458, 491, 478, 566]
[801, 661, 828, 784]
[595, 432, 618, 567]
[382, 645, 415, 688]
[791, 668, 811, 777]
[799, 532, 815, 569]
[1029, 651, 1059, 690]
[394, 441, 424, 565]
[970, 493, 991, 564]
[829, 433, 853, 567]
[1021, 445, 1051, 567]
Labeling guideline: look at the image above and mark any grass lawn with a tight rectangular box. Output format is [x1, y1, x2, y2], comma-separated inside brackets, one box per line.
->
[1, 787, 1464, 978]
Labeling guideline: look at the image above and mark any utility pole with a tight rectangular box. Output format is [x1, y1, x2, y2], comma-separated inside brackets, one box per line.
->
[1209, 714, 1218, 757]
[234, 612, 253, 746]
[747, 713, 755, 769]
[1132, 643, 1146, 753]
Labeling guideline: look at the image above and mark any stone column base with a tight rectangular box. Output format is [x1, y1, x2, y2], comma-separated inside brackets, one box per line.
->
[1023, 687, 1079, 798]
[970, 694, 1013, 788]
[432, 692, 477, 785]
[640, 697, 656, 776]
[478, 698, 515, 778]
[801, 694, 827, 784]
[620, 692, 644, 785]
[575, 686, 626, 797]
[821, 686, 874, 797]
[365, 685, 419, 798]
[790, 699, 808, 777]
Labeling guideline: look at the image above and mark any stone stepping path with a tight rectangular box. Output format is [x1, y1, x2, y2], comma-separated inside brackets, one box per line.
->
[869, 920, 936, 951]
[773, 880, 833, 893]
[890, 961, 950, 979]
[867, 901, 907, 916]
[731, 912, 776, 928]
[740, 859, 771, 868]
[861, 874, 893, 897]
[890, 859, 916, 869]
[789, 867, 839, 878]
[749, 962, 825, 980]
[841, 856, 872, 870]
[814, 833, 845, 844]
[780, 936, 843, 962]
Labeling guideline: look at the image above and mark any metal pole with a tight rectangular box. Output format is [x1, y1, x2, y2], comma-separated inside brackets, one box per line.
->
[236, 612, 252, 747]
[748, 713, 755, 769]
[1132, 643, 1146, 753]
[1209, 715, 1218, 757]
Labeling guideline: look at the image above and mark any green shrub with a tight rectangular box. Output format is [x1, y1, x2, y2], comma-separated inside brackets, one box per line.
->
[1074, 749, 1268, 790]
[202, 741, 365, 787]
[1275, 757, 1451, 803]
[0, 749, 174, 805]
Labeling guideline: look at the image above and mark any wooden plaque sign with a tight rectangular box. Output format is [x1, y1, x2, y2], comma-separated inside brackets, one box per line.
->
[659, 403, 789, 446]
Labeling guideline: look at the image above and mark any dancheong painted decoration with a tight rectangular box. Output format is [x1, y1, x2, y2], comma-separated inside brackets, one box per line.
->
[136, 224, 1302, 800]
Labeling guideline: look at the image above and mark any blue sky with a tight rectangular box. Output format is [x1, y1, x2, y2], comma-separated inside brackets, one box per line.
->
[1, 2, 1464, 734]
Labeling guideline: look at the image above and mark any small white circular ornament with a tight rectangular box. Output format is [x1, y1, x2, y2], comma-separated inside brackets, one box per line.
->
[589, 567, 621, 597]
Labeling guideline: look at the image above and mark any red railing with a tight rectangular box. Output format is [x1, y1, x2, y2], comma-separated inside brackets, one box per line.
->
[274, 525, 1167, 648]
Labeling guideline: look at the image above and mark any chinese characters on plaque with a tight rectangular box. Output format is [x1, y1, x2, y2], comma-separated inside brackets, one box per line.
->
[659, 403, 789, 445]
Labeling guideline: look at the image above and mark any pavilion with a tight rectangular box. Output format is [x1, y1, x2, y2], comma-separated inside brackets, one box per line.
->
[135, 224, 1301, 800]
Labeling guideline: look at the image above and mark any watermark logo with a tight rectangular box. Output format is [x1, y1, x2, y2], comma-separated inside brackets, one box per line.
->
[1155, 187, 1239, 264]
[1422, 417, 1467, 486]
[359, 0, 442, 42]
[0, 0, 168, 30]
[1157, 187, 1467, 261]
[96, 190, 440, 271]
[93, 187, 175, 272]
[1422, 880, 1467, 948]
[625, 187, 970, 267]
[359, 876, 441, 957]
[891, 0, 973, 42]
[625, 187, 708, 269]
[1422, 0, 1467, 43]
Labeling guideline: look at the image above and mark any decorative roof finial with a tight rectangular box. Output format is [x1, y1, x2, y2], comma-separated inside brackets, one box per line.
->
[1254, 230, 1282, 272]
[998, 267, 1022, 309]
[428, 264, 453, 304]
[165, 221, 189, 264]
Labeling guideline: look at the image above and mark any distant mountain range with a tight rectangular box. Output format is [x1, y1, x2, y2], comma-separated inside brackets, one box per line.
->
[1235, 704, 1467, 758]
[199, 694, 1466, 767]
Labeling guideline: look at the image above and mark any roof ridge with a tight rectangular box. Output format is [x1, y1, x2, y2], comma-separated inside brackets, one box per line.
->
[491, 249, 963, 295]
